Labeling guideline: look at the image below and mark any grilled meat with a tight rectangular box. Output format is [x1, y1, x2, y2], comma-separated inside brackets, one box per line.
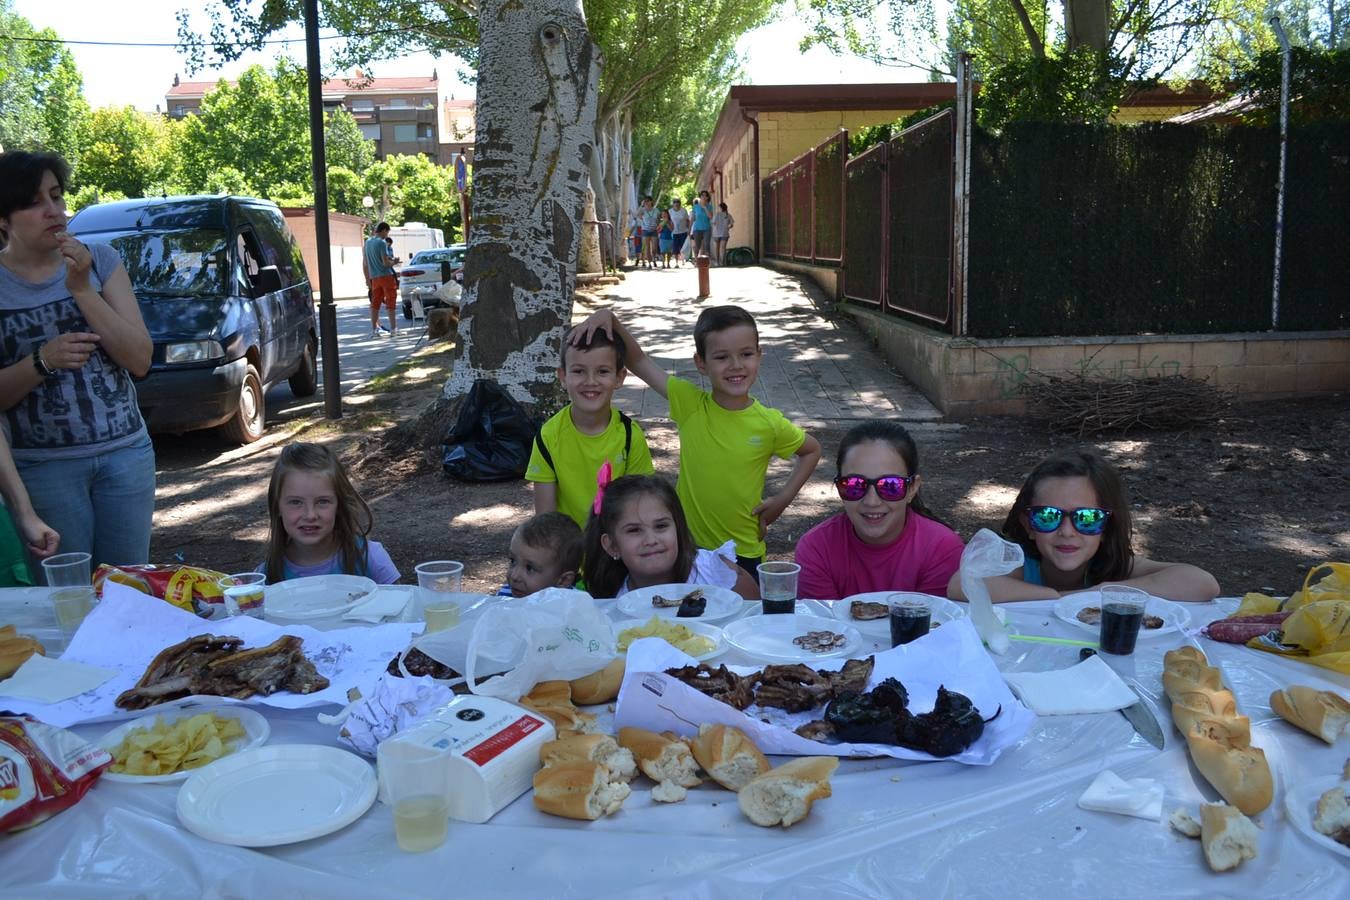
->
[849, 600, 888, 620]
[665, 663, 756, 709]
[115, 633, 329, 710]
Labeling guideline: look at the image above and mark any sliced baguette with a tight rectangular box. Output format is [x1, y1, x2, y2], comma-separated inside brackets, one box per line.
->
[569, 657, 626, 705]
[532, 761, 631, 820]
[1185, 720, 1273, 815]
[738, 756, 838, 828]
[617, 727, 702, 787]
[539, 733, 637, 781]
[1270, 686, 1350, 745]
[689, 724, 770, 792]
[1199, 802, 1258, 872]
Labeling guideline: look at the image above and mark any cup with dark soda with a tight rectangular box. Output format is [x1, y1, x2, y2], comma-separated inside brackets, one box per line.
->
[1098, 585, 1149, 655]
[757, 561, 800, 615]
[887, 593, 931, 646]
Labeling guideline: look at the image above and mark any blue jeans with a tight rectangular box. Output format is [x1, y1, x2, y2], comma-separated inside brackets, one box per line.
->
[17, 435, 156, 576]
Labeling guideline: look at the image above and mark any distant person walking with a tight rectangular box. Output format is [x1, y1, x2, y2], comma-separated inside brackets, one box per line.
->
[667, 198, 690, 267]
[638, 197, 660, 269]
[690, 190, 713, 259]
[363, 222, 399, 337]
[657, 209, 674, 269]
[711, 203, 734, 266]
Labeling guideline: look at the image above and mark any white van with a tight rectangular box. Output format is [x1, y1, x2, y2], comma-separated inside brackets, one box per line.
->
[386, 222, 444, 260]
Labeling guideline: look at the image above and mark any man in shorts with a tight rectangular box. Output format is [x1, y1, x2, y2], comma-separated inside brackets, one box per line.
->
[363, 221, 400, 337]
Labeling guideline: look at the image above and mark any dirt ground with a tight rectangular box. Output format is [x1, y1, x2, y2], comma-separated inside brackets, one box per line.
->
[149, 291, 1350, 599]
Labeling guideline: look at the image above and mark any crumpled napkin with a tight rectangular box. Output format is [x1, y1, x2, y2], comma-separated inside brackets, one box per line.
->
[343, 586, 413, 623]
[317, 671, 456, 756]
[1002, 653, 1138, 715]
[0, 653, 118, 704]
[1077, 769, 1165, 821]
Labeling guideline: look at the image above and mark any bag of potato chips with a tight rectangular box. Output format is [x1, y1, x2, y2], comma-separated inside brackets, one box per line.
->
[0, 716, 111, 833]
[94, 564, 229, 616]
[1246, 563, 1350, 675]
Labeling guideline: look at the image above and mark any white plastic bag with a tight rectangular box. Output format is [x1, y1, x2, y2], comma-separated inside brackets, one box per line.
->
[462, 588, 615, 701]
[958, 529, 1024, 655]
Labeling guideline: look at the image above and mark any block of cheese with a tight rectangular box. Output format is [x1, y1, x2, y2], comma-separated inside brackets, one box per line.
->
[379, 695, 556, 823]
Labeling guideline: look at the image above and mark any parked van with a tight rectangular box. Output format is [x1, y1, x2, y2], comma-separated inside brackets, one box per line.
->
[67, 195, 318, 444]
[385, 222, 444, 260]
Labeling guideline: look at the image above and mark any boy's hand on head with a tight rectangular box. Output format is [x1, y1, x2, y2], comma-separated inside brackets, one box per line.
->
[570, 308, 617, 346]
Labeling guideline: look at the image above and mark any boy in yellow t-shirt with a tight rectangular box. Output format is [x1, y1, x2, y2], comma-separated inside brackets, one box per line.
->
[570, 306, 821, 576]
[526, 326, 655, 529]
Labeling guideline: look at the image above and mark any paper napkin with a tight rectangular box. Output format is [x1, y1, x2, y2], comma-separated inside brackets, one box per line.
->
[1002, 653, 1138, 715]
[0, 653, 118, 704]
[1077, 769, 1165, 821]
[344, 586, 413, 623]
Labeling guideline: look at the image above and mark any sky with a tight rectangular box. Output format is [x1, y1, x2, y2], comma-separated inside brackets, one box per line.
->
[12, 1, 933, 113]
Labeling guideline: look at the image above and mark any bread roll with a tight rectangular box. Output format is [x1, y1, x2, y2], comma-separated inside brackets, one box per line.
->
[1172, 709, 1252, 748]
[1168, 807, 1201, 838]
[539, 733, 636, 781]
[1270, 686, 1350, 745]
[1199, 803, 1258, 872]
[1164, 646, 1208, 667]
[617, 727, 701, 787]
[1162, 663, 1223, 699]
[519, 681, 600, 735]
[532, 761, 631, 820]
[1312, 783, 1350, 842]
[569, 657, 625, 705]
[0, 625, 45, 679]
[522, 680, 572, 708]
[1185, 720, 1273, 815]
[689, 724, 769, 792]
[739, 756, 838, 828]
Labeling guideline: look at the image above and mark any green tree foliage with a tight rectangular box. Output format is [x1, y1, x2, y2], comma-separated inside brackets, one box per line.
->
[0, 1, 90, 161]
[1234, 46, 1350, 124]
[75, 106, 181, 199]
[174, 60, 375, 197]
[360, 154, 461, 236]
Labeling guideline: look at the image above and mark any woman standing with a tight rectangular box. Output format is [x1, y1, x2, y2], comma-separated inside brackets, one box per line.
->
[0, 150, 155, 571]
[711, 203, 734, 266]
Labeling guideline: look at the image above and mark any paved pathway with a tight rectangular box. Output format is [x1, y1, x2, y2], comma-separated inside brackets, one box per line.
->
[580, 265, 940, 427]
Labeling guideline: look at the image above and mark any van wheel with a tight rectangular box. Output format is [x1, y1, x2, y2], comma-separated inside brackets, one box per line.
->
[288, 336, 318, 397]
[220, 363, 265, 444]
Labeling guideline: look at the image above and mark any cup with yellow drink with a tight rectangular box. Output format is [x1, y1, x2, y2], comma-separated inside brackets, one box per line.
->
[414, 561, 465, 632]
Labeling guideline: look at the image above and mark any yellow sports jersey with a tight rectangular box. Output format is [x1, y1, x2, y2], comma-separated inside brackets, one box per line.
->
[667, 376, 806, 559]
[525, 406, 655, 528]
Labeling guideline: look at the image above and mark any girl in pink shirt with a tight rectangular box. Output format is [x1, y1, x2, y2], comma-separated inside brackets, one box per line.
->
[794, 422, 963, 600]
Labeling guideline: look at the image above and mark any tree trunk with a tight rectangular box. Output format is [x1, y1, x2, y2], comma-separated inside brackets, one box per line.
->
[1064, 0, 1109, 51]
[445, 0, 601, 412]
[618, 109, 635, 262]
[579, 187, 602, 272]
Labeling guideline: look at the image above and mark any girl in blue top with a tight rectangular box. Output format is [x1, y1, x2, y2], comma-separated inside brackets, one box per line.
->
[261, 442, 400, 584]
[690, 190, 713, 258]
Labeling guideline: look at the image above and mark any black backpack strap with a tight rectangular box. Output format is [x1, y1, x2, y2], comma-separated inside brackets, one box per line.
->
[619, 411, 633, 459]
[534, 430, 555, 473]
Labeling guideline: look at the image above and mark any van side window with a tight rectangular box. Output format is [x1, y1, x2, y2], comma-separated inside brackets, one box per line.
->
[242, 207, 301, 288]
[236, 230, 265, 294]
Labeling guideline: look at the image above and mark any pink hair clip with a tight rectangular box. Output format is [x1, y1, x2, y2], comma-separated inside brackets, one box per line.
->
[592, 460, 614, 516]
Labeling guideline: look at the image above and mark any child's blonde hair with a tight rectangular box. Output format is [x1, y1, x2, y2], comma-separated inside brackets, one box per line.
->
[264, 442, 373, 583]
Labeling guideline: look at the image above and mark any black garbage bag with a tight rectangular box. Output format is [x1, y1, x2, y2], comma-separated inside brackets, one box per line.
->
[441, 379, 536, 482]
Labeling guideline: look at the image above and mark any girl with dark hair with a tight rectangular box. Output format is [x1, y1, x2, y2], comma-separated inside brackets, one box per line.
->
[260, 442, 400, 584]
[795, 421, 964, 601]
[0, 150, 154, 570]
[948, 448, 1219, 602]
[582, 475, 758, 600]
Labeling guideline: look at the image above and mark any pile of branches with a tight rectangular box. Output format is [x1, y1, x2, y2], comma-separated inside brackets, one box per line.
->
[1023, 373, 1233, 436]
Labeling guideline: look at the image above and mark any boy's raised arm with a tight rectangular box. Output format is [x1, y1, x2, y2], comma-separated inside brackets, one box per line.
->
[752, 433, 822, 538]
[569, 307, 668, 398]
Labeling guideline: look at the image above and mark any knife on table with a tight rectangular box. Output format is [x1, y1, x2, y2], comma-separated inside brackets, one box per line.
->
[1080, 647, 1166, 749]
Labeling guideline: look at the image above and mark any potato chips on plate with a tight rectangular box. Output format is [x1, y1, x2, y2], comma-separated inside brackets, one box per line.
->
[97, 707, 270, 783]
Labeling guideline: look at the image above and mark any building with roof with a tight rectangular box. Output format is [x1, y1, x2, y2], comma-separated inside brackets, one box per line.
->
[697, 81, 1220, 257]
[165, 72, 475, 167]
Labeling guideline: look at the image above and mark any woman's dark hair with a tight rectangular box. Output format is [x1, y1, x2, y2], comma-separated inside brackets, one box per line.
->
[836, 421, 944, 524]
[264, 442, 373, 583]
[1001, 448, 1134, 583]
[582, 475, 697, 598]
[0, 150, 71, 232]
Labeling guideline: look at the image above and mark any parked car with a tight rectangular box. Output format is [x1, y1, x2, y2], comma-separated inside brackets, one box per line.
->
[399, 244, 466, 320]
[67, 195, 318, 444]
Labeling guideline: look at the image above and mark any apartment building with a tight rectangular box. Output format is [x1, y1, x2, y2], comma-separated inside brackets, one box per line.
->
[165, 72, 476, 166]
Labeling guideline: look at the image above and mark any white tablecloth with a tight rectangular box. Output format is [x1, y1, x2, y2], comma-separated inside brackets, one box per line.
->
[2, 589, 1348, 898]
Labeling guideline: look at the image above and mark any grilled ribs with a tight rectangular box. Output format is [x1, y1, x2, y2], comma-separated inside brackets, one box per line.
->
[116, 634, 330, 709]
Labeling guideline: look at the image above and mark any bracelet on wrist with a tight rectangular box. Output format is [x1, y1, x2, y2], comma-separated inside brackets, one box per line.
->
[32, 343, 56, 378]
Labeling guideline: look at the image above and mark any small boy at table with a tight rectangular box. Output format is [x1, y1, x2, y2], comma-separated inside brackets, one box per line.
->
[526, 326, 655, 530]
[571, 305, 821, 578]
[500, 512, 585, 597]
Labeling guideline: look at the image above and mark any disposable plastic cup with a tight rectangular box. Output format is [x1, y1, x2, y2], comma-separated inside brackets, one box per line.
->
[416, 561, 465, 632]
[41, 551, 91, 587]
[1099, 585, 1149, 655]
[887, 593, 931, 646]
[757, 561, 800, 615]
[218, 572, 267, 618]
[378, 739, 452, 852]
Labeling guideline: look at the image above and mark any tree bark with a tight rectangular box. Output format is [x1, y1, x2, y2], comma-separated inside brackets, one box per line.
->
[1064, 0, 1110, 51]
[445, 0, 601, 411]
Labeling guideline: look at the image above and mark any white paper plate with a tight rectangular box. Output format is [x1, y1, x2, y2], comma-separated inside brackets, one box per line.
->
[614, 617, 725, 662]
[97, 706, 270, 784]
[1285, 776, 1350, 859]
[176, 744, 377, 847]
[722, 614, 864, 663]
[616, 583, 747, 623]
[833, 592, 968, 640]
[264, 574, 376, 623]
[1053, 592, 1190, 639]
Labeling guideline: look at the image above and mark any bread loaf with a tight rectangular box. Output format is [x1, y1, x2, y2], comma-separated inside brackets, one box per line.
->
[617, 727, 702, 788]
[519, 681, 600, 735]
[539, 734, 636, 781]
[569, 658, 625, 705]
[1162, 645, 1272, 815]
[689, 724, 769, 792]
[1269, 686, 1350, 745]
[1199, 803, 1258, 872]
[532, 761, 631, 820]
[738, 756, 838, 828]
[0, 624, 45, 679]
